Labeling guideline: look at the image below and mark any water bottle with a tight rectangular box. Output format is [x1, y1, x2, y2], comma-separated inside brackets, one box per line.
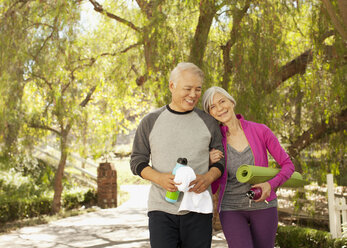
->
[246, 187, 262, 200]
[165, 157, 188, 203]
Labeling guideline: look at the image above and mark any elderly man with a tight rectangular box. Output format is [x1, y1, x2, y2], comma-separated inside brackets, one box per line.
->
[130, 62, 225, 248]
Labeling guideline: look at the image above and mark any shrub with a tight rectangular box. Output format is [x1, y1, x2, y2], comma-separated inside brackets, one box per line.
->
[0, 189, 97, 223]
[276, 226, 347, 248]
[62, 189, 97, 210]
[0, 197, 51, 223]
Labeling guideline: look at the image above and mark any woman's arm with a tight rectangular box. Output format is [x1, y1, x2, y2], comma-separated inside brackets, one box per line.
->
[264, 126, 295, 190]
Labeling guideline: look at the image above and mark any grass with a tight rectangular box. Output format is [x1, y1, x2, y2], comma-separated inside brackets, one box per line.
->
[113, 157, 150, 185]
[116, 157, 149, 206]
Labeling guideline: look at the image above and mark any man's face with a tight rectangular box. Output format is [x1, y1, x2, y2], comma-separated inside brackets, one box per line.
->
[169, 71, 202, 112]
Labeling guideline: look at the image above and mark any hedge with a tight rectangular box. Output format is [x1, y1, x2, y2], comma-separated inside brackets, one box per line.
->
[0, 189, 97, 223]
[0, 197, 51, 223]
[276, 226, 347, 248]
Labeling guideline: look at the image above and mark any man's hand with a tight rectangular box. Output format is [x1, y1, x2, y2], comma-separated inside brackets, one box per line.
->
[158, 173, 179, 192]
[188, 167, 221, 193]
[188, 174, 214, 193]
[140, 166, 180, 192]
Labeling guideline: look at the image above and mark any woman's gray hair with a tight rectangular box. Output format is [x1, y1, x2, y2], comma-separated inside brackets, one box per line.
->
[202, 86, 236, 113]
[169, 62, 204, 87]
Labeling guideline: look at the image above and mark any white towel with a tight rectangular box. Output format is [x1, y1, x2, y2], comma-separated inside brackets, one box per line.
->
[174, 166, 213, 214]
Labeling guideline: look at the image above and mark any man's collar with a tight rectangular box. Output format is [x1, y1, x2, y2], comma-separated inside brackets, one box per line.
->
[166, 105, 194, 114]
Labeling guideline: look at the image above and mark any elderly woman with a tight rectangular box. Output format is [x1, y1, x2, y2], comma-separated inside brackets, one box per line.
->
[203, 86, 295, 248]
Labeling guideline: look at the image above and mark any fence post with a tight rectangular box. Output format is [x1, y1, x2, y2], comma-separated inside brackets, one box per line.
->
[341, 197, 347, 228]
[327, 174, 337, 238]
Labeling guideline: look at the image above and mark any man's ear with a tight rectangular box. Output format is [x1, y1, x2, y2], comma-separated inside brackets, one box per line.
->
[169, 81, 175, 92]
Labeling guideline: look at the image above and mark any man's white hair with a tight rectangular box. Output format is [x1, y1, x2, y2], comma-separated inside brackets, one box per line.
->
[202, 86, 236, 113]
[169, 62, 204, 87]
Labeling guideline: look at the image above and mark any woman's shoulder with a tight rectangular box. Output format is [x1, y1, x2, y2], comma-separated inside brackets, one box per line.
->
[242, 118, 268, 130]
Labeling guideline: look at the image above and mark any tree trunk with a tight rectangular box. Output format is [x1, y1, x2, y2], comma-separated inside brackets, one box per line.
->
[4, 67, 25, 155]
[51, 130, 69, 214]
[189, 0, 218, 68]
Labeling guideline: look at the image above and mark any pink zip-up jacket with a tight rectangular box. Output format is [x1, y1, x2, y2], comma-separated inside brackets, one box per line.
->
[212, 114, 295, 212]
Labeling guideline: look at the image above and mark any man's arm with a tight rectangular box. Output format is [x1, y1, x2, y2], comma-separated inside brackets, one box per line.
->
[189, 112, 226, 193]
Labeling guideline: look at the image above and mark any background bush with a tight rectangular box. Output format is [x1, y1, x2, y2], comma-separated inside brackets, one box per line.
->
[0, 197, 51, 223]
[0, 190, 97, 223]
[0, 156, 97, 223]
[276, 226, 347, 248]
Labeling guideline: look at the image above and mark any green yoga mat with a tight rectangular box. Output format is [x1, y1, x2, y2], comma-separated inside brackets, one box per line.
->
[236, 165, 309, 187]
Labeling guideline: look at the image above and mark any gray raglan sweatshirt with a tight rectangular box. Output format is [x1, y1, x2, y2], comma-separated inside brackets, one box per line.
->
[130, 105, 225, 215]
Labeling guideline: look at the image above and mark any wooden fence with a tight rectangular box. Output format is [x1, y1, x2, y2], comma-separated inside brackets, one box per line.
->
[327, 174, 347, 239]
[34, 145, 97, 188]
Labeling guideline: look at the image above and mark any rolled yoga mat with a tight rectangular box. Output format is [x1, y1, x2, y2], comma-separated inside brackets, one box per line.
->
[236, 165, 309, 187]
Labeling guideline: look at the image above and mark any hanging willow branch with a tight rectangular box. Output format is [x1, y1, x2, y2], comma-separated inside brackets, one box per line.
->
[88, 0, 141, 33]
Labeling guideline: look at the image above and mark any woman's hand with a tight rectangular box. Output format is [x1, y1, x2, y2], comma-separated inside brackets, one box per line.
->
[252, 182, 271, 203]
[209, 148, 224, 165]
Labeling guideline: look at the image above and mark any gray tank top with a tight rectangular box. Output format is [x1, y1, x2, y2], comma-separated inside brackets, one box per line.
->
[221, 144, 277, 211]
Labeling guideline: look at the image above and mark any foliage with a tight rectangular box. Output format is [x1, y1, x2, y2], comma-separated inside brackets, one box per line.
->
[276, 225, 347, 248]
[0, 197, 52, 223]
[0, 156, 96, 223]
[0, 157, 54, 199]
[62, 189, 97, 210]
[0, 187, 97, 223]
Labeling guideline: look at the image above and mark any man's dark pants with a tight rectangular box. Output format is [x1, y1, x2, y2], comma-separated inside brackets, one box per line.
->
[148, 211, 213, 248]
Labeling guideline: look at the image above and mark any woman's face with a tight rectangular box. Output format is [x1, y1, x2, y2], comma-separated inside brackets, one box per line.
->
[209, 92, 235, 123]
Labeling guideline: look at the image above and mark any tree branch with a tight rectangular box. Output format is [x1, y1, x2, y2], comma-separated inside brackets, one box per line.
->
[29, 14, 60, 63]
[29, 123, 61, 136]
[221, 1, 250, 89]
[288, 108, 347, 171]
[120, 42, 141, 53]
[68, 42, 141, 87]
[80, 85, 97, 107]
[96, 42, 141, 57]
[31, 73, 53, 90]
[268, 33, 340, 94]
[88, 0, 141, 32]
[273, 49, 313, 91]
[64, 57, 97, 94]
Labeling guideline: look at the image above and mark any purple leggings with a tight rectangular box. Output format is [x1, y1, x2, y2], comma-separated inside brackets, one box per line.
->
[219, 207, 278, 248]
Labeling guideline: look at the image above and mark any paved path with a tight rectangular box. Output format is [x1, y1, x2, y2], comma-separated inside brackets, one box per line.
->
[0, 185, 227, 248]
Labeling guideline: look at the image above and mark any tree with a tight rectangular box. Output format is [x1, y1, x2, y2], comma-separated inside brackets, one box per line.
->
[1, 0, 346, 217]
[0, 0, 33, 155]
[85, 0, 346, 176]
